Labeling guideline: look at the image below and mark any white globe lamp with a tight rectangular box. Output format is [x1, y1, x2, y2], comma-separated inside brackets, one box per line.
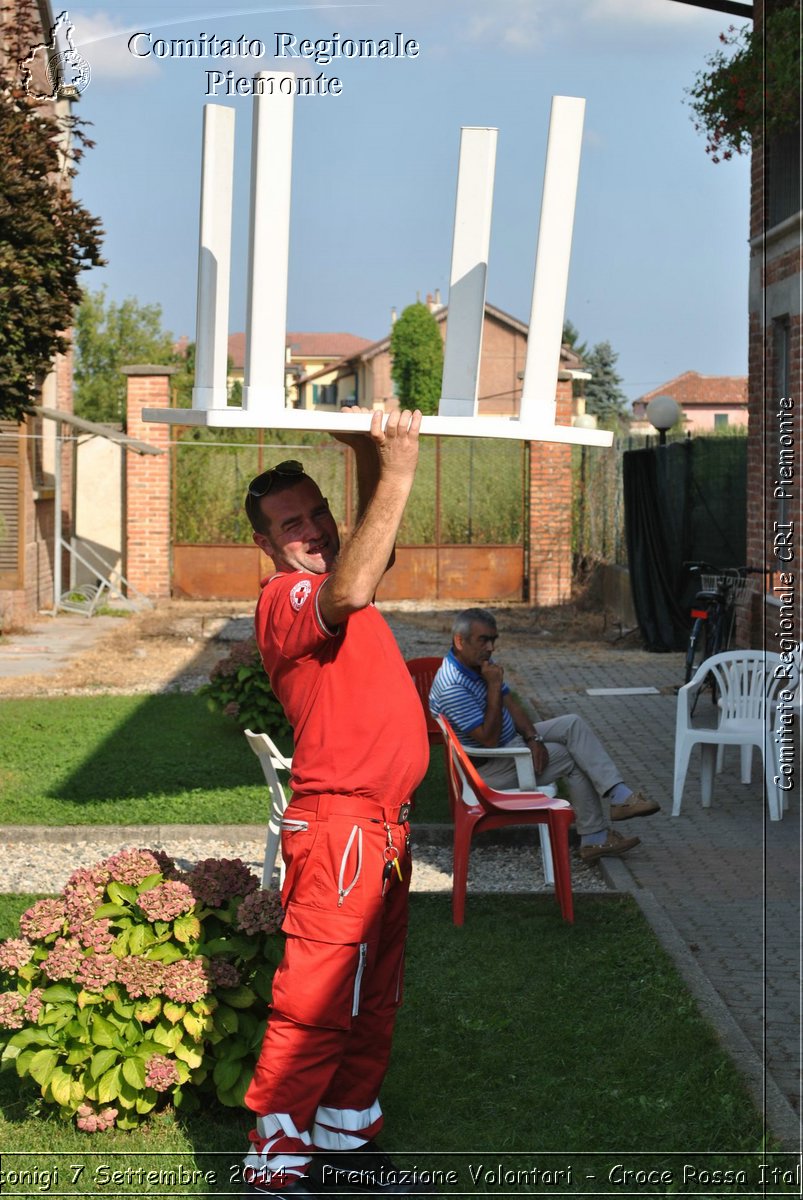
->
[646, 395, 682, 445]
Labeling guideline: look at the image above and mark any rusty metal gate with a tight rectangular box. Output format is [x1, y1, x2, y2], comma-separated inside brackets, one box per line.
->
[171, 429, 527, 602]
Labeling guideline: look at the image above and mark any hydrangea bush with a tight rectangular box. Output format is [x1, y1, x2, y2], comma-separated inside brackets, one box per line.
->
[200, 637, 291, 737]
[0, 850, 284, 1131]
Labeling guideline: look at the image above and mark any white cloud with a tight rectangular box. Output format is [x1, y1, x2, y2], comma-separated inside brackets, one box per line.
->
[584, 0, 702, 27]
[70, 12, 159, 80]
[462, 1, 548, 51]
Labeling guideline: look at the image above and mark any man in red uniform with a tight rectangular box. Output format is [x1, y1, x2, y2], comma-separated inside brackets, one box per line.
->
[241, 408, 430, 1198]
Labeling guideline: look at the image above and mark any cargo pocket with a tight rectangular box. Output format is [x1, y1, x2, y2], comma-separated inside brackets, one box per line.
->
[273, 902, 370, 1031]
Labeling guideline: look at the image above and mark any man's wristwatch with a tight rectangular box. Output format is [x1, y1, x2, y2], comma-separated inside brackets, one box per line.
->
[524, 733, 543, 745]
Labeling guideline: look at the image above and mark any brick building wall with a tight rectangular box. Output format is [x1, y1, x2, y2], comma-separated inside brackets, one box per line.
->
[476, 314, 528, 417]
[528, 380, 574, 605]
[741, 0, 802, 657]
[123, 367, 174, 599]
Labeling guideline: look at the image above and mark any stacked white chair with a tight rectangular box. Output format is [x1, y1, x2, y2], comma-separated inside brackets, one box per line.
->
[673, 651, 791, 821]
[244, 729, 292, 886]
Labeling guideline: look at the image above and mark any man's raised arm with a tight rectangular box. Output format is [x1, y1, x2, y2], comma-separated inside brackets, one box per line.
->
[320, 408, 421, 626]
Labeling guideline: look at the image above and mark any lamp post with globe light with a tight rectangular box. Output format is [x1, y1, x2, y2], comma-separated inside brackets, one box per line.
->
[646, 395, 682, 445]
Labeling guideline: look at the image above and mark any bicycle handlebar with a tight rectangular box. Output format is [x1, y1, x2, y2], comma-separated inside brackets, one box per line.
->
[684, 562, 764, 576]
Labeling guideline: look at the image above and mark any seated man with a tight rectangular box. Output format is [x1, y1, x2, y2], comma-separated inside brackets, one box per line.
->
[429, 608, 659, 863]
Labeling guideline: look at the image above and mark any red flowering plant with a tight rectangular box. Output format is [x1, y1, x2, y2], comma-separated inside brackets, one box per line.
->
[201, 637, 291, 737]
[0, 850, 284, 1131]
[686, 6, 801, 162]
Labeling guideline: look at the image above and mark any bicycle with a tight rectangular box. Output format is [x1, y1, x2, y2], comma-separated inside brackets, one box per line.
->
[683, 563, 762, 689]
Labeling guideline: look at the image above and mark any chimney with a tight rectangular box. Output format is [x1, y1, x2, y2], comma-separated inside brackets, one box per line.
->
[391, 306, 397, 324]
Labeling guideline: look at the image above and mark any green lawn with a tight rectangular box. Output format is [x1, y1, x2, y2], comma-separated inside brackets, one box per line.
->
[0, 695, 450, 826]
[0, 893, 793, 1196]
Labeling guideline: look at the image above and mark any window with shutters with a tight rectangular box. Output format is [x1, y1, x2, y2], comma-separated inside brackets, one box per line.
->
[0, 423, 22, 586]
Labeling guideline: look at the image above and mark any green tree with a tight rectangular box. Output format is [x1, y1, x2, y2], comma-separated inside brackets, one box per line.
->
[170, 343, 243, 410]
[0, 1, 105, 423]
[73, 288, 175, 423]
[562, 319, 588, 362]
[171, 340, 195, 408]
[582, 340, 630, 431]
[389, 302, 443, 415]
[562, 319, 589, 405]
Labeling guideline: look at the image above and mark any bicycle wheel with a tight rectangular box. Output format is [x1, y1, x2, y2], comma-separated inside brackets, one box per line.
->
[685, 617, 707, 683]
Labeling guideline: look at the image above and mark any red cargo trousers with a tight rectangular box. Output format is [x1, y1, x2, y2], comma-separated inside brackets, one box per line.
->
[243, 794, 412, 1191]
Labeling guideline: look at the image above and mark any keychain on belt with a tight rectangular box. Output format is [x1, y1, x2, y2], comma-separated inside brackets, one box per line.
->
[381, 822, 403, 896]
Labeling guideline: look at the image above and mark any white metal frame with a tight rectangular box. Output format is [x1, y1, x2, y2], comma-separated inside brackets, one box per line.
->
[144, 80, 611, 449]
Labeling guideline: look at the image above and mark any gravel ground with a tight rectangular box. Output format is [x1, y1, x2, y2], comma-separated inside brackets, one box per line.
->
[0, 834, 608, 896]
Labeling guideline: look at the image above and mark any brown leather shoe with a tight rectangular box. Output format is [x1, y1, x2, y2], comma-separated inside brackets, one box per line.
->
[579, 829, 640, 863]
[610, 791, 661, 821]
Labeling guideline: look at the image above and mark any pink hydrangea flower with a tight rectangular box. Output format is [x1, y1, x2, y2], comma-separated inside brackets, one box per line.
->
[208, 958, 241, 989]
[236, 889, 284, 936]
[144, 1053, 179, 1092]
[0, 938, 33, 973]
[0, 991, 24, 1029]
[75, 953, 118, 992]
[137, 881, 195, 923]
[20, 898, 66, 940]
[23, 988, 44, 1022]
[117, 956, 165, 999]
[41, 937, 83, 981]
[74, 918, 114, 953]
[64, 866, 109, 925]
[103, 848, 164, 887]
[186, 858, 259, 907]
[76, 1103, 118, 1132]
[162, 958, 209, 1004]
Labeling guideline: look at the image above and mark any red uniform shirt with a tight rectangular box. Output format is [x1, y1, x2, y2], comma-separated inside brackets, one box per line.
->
[254, 570, 429, 804]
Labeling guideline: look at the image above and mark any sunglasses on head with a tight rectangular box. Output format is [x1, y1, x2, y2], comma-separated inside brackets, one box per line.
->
[247, 461, 306, 498]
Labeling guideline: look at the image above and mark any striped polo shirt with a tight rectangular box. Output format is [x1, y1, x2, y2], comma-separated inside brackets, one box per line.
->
[428, 648, 516, 748]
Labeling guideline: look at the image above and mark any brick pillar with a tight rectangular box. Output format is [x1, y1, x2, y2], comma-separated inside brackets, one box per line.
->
[123, 366, 175, 599]
[527, 380, 574, 606]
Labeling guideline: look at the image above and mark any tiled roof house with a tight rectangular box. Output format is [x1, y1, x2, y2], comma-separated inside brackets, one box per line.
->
[227, 331, 374, 407]
[295, 301, 589, 420]
[632, 371, 748, 432]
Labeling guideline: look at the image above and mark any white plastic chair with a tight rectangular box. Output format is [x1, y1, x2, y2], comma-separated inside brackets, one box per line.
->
[463, 744, 559, 884]
[673, 651, 788, 821]
[244, 729, 292, 887]
[716, 652, 800, 803]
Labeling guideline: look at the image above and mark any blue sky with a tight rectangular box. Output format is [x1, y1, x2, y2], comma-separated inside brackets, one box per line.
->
[63, 0, 752, 401]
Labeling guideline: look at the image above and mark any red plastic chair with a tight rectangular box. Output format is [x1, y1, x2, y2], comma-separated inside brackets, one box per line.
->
[436, 715, 575, 926]
[405, 656, 447, 810]
[405, 656, 445, 747]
